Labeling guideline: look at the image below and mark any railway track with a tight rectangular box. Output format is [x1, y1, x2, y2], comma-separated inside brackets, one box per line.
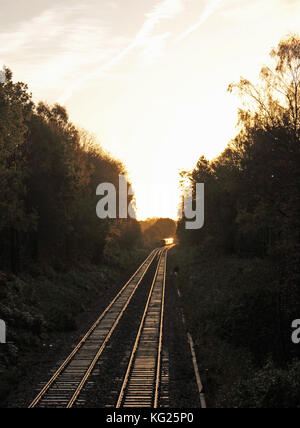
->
[28, 247, 171, 409]
[116, 249, 168, 408]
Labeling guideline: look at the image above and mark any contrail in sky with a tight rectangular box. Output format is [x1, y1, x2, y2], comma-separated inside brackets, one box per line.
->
[58, 0, 184, 104]
[176, 0, 224, 42]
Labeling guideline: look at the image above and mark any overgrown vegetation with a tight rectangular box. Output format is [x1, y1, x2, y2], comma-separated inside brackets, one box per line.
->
[0, 249, 147, 405]
[175, 36, 300, 408]
[141, 218, 176, 247]
[0, 69, 142, 273]
[0, 68, 145, 405]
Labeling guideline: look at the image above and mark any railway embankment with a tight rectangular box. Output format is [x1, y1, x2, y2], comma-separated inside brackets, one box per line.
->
[0, 249, 147, 407]
[168, 245, 300, 408]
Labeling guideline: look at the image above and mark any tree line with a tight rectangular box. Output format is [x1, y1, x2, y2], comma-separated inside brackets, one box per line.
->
[0, 69, 142, 273]
[178, 35, 300, 361]
[141, 218, 176, 247]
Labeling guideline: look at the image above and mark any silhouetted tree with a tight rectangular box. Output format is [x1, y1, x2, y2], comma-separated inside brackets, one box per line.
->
[178, 35, 300, 362]
[0, 68, 33, 272]
[0, 69, 141, 272]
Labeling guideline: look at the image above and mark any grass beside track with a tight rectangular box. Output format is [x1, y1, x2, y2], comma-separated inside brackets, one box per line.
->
[0, 249, 148, 407]
[169, 245, 300, 408]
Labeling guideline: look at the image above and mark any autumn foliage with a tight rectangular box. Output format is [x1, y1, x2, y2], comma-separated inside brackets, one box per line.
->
[0, 70, 141, 272]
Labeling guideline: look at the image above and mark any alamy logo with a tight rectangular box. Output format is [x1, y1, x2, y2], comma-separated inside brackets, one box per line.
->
[292, 320, 300, 344]
[182, 183, 205, 230]
[96, 175, 136, 220]
[0, 319, 6, 344]
[96, 175, 204, 230]
[0, 67, 6, 84]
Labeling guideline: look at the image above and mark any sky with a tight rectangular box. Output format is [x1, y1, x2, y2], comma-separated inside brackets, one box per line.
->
[0, 0, 299, 219]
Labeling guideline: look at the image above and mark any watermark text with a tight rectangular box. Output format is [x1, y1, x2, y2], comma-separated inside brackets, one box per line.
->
[0, 67, 6, 84]
[0, 319, 6, 344]
[292, 319, 300, 344]
[96, 175, 205, 230]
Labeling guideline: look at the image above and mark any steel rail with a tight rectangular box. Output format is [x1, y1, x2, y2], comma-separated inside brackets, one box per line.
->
[154, 248, 167, 408]
[28, 248, 160, 408]
[66, 250, 160, 408]
[116, 247, 169, 408]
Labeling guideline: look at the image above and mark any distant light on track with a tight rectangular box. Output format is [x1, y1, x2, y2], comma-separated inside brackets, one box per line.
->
[164, 238, 174, 245]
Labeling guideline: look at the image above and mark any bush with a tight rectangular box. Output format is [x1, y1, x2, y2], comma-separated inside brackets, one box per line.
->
[219, 360, 300, 408]
[0, 248, 146, 406]
[168, 245, 291, 407]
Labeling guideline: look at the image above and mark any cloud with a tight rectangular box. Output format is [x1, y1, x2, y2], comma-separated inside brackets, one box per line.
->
[128, 0, 183, 50]
[139, 32, 171, 65]
[0, 0, 186, 103]
[176, 0, 224, 41]
[0, 4, 128, 97]
[0, 9, 62, 55]
[58, 0, 185, 103]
